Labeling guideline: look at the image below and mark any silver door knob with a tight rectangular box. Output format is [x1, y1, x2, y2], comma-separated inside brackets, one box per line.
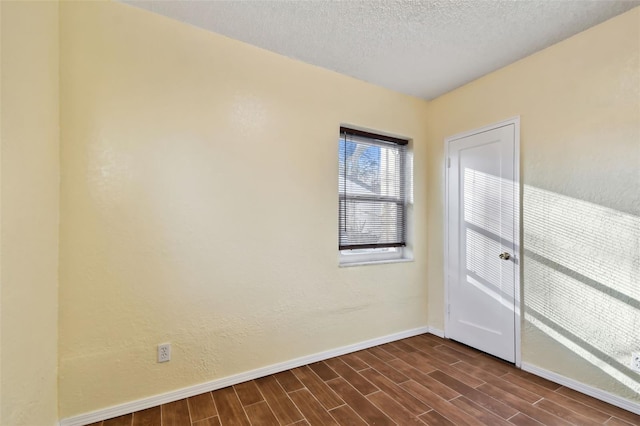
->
[499, 252, 511, 260]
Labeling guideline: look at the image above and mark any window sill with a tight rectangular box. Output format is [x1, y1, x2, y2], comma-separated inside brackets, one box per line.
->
[339, 257, 414, 268]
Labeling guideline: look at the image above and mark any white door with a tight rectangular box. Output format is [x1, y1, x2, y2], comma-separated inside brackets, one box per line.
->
[445, 119, 520, 363]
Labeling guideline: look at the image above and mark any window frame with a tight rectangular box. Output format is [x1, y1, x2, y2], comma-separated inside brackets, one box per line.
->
[338, 126, 413, 266]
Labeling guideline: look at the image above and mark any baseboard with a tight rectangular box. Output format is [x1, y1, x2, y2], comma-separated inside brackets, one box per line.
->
[428, 326, 445, 338]
[60, 326, 430, 426]
[521, 363, 640, 415]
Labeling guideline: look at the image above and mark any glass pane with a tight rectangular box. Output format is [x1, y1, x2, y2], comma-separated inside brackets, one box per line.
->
[339, 138, 403, 199]
[339, 199, 404, 247]
[339, 132, 407, 249]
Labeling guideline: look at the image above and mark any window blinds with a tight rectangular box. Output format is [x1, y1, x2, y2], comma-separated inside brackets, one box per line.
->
[339, 127, 408, 250]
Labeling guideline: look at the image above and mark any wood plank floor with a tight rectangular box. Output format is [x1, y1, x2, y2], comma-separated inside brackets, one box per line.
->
[89, 334, 640, 426]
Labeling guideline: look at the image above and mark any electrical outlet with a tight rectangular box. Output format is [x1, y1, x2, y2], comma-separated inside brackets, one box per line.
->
[631, 352, 640, 372]
[158, 343, 171, 363]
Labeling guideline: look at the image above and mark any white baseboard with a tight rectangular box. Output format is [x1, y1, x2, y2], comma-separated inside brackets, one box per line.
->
[521, 363, 640, 415]
[60, 326, 430, 426]
[428, 326, 445, 338]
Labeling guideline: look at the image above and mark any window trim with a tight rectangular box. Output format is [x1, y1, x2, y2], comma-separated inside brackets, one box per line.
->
[339, 246, 413, 267]
[338, 126, 412, 265]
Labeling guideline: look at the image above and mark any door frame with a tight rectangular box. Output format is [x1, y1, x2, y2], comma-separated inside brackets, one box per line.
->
[443, 116, 522, 367]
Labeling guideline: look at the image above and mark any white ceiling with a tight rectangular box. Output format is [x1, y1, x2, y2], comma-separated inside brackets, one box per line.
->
[122, 1, 640, 100]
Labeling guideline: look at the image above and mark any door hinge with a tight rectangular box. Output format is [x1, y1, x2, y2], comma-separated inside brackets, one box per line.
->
[447, 304, 451, 317]
[447, 157, 451, 168]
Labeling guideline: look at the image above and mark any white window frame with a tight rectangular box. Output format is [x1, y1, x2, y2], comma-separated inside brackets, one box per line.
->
[339, 246, 413, 267]
[338, 126, 414, 267]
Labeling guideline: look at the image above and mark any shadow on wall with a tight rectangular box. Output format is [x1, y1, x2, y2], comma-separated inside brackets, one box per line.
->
[523, 185, 640, 396]
[461, 167, 639, 398]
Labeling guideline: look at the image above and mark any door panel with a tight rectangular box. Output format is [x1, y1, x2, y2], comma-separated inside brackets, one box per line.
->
[446, 123, 517, 363]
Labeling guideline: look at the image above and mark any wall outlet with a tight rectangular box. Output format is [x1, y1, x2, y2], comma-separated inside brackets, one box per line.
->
[631, 352, 640, 372]
[158, 343, 171, 363]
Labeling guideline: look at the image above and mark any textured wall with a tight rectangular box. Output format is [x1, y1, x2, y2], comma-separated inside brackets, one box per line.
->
[58, 1, 429, 418]
[426, 7, 639, 403]
[0, 1, 60, 424]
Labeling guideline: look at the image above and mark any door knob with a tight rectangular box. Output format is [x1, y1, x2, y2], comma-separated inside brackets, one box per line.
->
[499, 252, 511, 260]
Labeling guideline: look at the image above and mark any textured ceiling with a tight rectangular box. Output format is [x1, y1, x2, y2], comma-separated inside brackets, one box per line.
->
[121, 1, 640, 100]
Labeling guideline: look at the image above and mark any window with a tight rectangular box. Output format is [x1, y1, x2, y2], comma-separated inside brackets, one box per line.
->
[338, 127, 410, 265]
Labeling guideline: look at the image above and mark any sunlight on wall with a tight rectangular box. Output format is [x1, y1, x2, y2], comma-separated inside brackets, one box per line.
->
[426, 4, 639, 405]
[459, 166, 639, 394]
[524, 185, 640, 394]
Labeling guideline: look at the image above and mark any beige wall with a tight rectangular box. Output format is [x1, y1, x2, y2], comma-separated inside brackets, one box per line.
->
[0, 1, 60, 425]
[58, 1, 429, 417]
[426, 7, 640, 403]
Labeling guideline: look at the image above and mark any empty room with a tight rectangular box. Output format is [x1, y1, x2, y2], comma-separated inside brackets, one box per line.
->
[1, 0, 639, 425]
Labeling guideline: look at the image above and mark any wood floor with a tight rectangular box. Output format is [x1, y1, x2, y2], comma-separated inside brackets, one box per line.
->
[89, 334, 640, 426]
